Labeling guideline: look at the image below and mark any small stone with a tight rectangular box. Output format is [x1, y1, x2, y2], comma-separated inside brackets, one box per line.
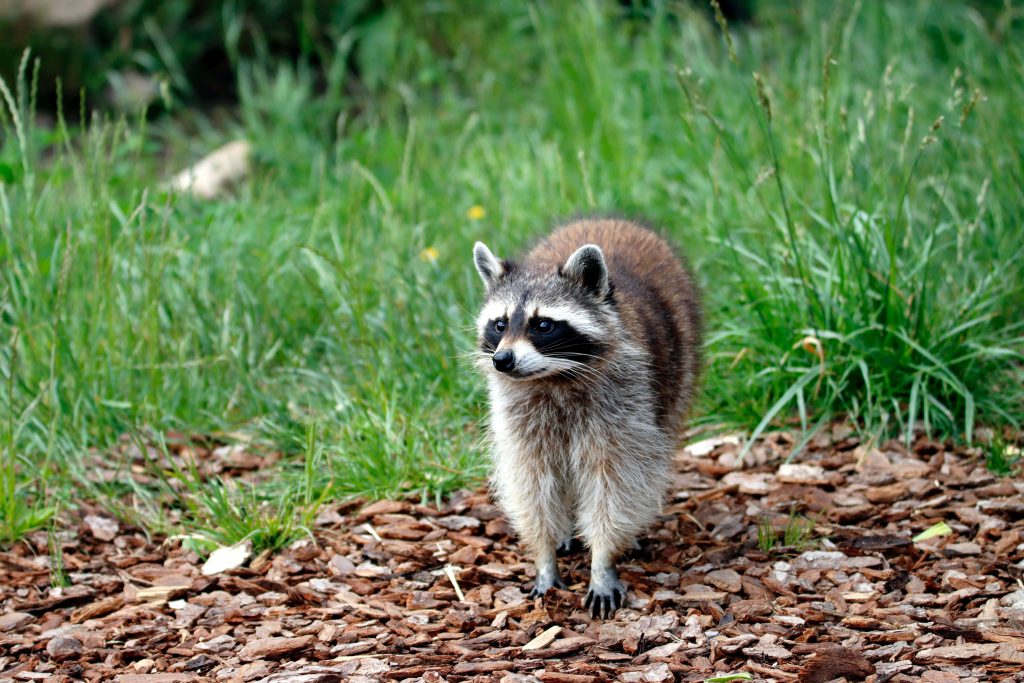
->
[619, 663, 673, 682]
[183, 654, 217, 672]
[705, 568, 742, 593]
[1000, 589, 1024, 609]
[195, 634, 236, 654]
[434, 515, 481, 531]
[865, 482, 909, 503]
[133, 659, 155, 674]
[84, 514, 120, 541]
[0, 611, 33, 632]
[46, 635, 83, 661]
[721, 471, 777, 495]
[793, 550, 848, 570]
[777, 463, 828, 484]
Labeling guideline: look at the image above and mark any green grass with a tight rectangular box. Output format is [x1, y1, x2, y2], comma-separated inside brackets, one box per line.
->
[150, 425, 330, 554]
[1, 1, 1022, 545]
[985, 439, 1022, 477]
[48, 522, 70, 588]
[756, 508, 821, 554]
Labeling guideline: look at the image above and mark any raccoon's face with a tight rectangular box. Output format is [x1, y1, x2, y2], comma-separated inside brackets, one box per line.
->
[472, 241, 613, 381]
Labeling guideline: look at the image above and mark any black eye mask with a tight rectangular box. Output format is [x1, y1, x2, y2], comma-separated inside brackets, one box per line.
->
[528, 319, 605, 362]
[481, 319, 505, 353]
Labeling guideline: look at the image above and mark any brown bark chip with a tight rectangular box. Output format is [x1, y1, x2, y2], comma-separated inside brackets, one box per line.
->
[535, 673, 601, 683]
[113, 676, 198, 683]
[797, 645, 875, 682]
[452, 661, 516, 674]
[238, 635, 315, 661]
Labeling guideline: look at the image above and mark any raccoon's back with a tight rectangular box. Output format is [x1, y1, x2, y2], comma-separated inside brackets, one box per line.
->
[526, 218, 702, 436]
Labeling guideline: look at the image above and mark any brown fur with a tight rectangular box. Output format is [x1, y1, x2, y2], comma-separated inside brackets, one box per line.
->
[526, 219, 702, 436]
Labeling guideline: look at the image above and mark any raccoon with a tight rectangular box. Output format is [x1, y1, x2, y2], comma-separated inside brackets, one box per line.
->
[472, 218, 702, 618]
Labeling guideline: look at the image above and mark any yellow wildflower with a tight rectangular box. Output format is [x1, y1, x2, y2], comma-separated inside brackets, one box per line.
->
[419, 246, 439, 263]
[467, 205, 486, 220]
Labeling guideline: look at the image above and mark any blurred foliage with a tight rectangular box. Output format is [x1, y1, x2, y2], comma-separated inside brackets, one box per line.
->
[4, 0, 1017, 116]
[0, 0, 383, 112]
[0, 0, 769, 114]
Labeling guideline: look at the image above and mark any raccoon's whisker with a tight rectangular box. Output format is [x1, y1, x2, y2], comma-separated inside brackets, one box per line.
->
[555, 359, 609, 385]
[564, 365, 605, 381]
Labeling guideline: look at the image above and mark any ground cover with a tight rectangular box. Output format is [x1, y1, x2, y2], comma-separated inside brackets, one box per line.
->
[2, 429, 1023, 681]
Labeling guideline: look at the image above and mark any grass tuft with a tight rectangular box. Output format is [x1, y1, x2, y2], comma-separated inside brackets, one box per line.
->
[757, 507, 822, 554]
[985, 439, 1022, 478]
[48, 522, 71, 588]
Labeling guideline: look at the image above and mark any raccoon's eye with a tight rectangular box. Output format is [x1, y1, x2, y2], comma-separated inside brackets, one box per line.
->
[536, 319, 554, 334]
[493, 319, 507, 333]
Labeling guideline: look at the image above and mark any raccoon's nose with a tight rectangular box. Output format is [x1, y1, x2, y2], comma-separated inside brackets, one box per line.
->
[492, 350, 515, 372]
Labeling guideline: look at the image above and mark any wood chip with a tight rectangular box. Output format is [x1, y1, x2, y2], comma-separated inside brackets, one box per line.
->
[523, 625, 562, 651]
[238, 635, 315, 661]
[201, 539, 252, 575]
[452, 661, 516, 674]
[705, 568, 742, 593]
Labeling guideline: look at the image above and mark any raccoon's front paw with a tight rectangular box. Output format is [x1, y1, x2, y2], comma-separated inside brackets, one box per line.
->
[529, 574, 567, 599]
[583, 572, 627, 619]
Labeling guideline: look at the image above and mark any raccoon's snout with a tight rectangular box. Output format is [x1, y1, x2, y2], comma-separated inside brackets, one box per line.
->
[492, 350, 516, 373]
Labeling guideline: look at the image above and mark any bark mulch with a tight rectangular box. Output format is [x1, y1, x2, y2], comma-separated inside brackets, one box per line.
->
[2, 428, 1024, 682]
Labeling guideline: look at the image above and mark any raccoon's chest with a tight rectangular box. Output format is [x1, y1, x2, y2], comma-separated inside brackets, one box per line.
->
[490, 382, 610, 456]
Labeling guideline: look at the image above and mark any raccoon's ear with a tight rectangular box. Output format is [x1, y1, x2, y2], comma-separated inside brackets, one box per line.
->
[473, 241, 504, 290]
[562, 244, 609, 299]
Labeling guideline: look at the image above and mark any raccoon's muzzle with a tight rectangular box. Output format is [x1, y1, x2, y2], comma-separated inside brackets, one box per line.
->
[492, 349, 516, 372]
